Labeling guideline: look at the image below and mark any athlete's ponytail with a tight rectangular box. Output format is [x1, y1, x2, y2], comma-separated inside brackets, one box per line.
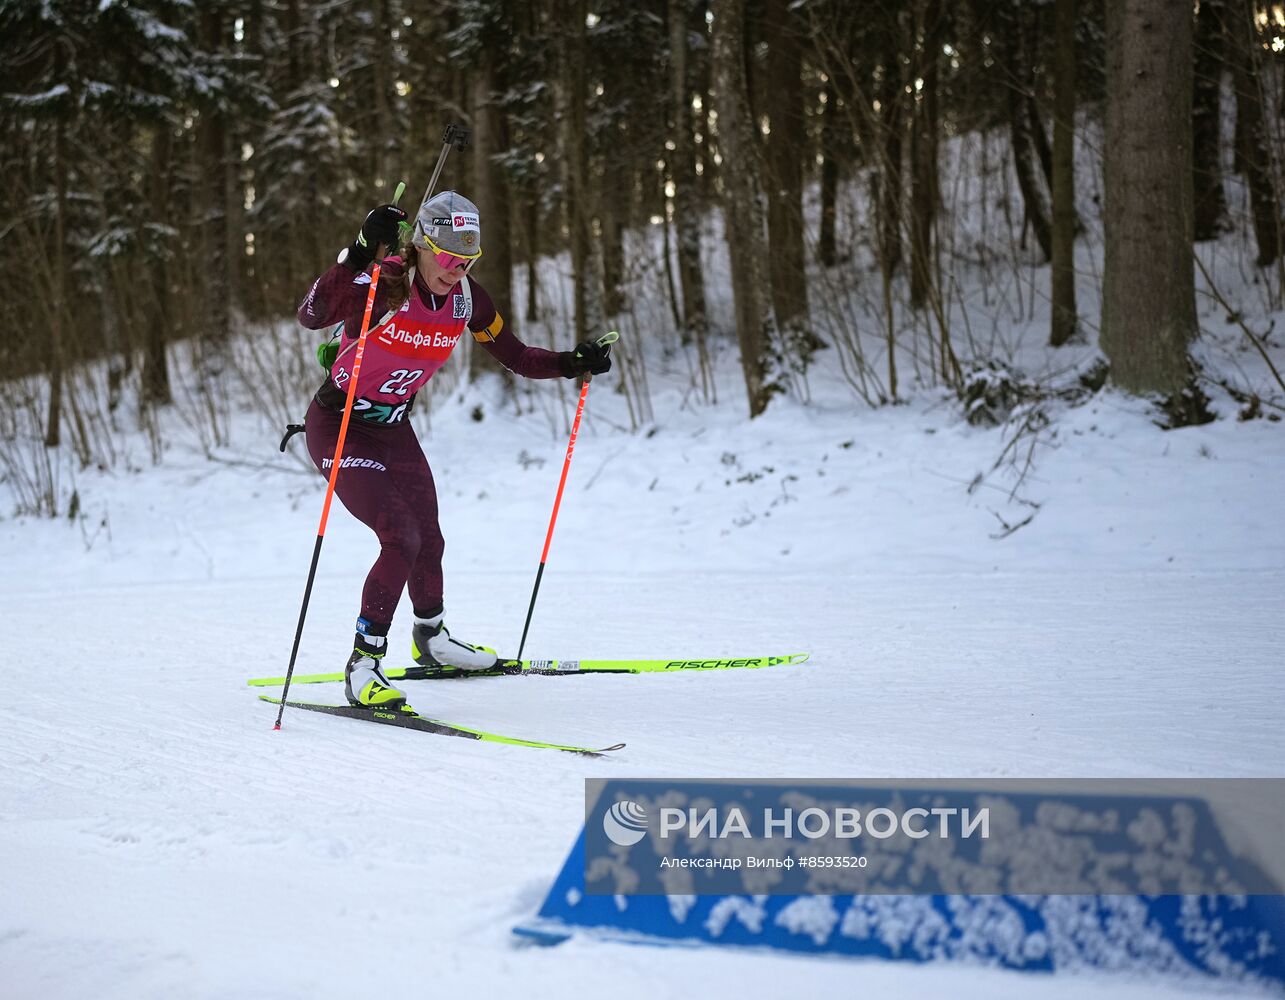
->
[377, 253, 412, 313]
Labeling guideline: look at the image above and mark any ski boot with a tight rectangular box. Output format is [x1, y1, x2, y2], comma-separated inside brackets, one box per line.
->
[411, 608, 499, 671]
[344, 629, 408, 709]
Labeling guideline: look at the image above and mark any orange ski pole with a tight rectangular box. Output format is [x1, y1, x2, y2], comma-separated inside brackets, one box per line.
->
[275, 184, 406, 729]
[515, 331, 619, 660]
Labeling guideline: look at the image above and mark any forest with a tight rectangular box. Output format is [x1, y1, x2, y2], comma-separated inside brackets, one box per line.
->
[2, 0, 1284, 517]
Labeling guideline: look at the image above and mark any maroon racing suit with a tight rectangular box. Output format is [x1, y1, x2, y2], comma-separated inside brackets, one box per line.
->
[297, 256, 566, 629]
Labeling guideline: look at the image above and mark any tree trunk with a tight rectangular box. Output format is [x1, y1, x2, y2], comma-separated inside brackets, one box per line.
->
[1006, 2, 1053, 262]
[711, 0, 779, 416]
[242, 0, 267, 317]
[45, 109, 68, 450]
[597, 44, 627, 321]
[91, 185, 127, 410]
[372, 0, 395, 195]
[762, 0, 809, 337]
[1049, 0, 1079, 346]
[525, 192, 539, 323]
[286, 0, 320, 287]
[218, 0, 245, 318]
[694, 12, 715, 205]
[100, 261, 125, 411]
[224, 123, 242, 318]
[600, 149, 626, 317]
[1028, 95, 1055, 199]
[1101, 0, 1196, 395]
[909, 0, 942, 310]
[875, 11, 903, 276]
[285, 0, 302, 95]
[818, 78, 838, 267]
[1226, 0, 1280, 266]
[561, 0, 593, 343]
[1191, 0, 1227, 241]
[471, 46, 515, 380]
[197, 5, 230, 374]
[669, 0, 709, 346]
[143, 125, 173, 407]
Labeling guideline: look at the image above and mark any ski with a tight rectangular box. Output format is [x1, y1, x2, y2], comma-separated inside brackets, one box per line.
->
[247, 652, 810, 688]
[260, 695, 625, 757]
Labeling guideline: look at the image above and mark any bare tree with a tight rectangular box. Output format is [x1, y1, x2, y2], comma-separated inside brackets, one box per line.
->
[1101, 0, 1197, 394]
[1191, 0, 1227, 241]
[762, 0, 810, 340]
[668, 0, 710, 382]
[371, 0, 396, 195]
[1225, 0, 1280, 266]
[1004, 0, 1052, 262]
[711, 0, 780, 416]
[46, 85, 68, 449]
[558, 0, 601, 343]
[1049, 0, 1079, 346]
[909, 0, 943, 310]
[817, 74, 840, 268]
[196, 5, 231, 378]
[874, 9, 904, 277]
[143, 125, 174, 407]
[471, 45, 516, 379]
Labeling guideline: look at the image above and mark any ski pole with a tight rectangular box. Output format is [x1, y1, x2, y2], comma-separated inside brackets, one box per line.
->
[421, 123, 471, 208]
[515, 331, 619, 661]
[278, 124, 471, 727]
[275, 181, 413, 729]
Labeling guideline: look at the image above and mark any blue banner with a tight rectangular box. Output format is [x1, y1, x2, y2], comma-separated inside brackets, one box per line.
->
[515, 780, 1285, 994]
[580, 778, 1285, 897]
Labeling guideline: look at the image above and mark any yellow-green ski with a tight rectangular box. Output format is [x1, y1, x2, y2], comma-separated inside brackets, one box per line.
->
[247, 653, 810, 688]
[260, 695, 624, 756]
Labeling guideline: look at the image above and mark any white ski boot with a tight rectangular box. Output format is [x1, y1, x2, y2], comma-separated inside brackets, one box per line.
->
[411, 611, 499, 671]
[344, 634, 408, 709]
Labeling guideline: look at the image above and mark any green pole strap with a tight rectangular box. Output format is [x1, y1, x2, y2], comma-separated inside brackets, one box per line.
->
[392, 180, 413, 245]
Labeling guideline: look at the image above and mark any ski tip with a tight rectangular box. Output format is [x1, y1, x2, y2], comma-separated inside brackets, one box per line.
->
[579, 744, 625, 759]
[248, 672, 334, 687]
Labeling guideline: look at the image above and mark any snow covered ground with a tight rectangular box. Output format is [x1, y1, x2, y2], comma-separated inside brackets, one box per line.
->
[3, 354, 1282, 997]
[3, 185, 1285, 996]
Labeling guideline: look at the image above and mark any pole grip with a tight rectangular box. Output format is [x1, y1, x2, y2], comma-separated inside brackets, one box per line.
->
[422, 122, 470, 206]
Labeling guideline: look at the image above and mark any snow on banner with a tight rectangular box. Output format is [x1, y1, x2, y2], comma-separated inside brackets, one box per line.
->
[515, 779, 1285, 994]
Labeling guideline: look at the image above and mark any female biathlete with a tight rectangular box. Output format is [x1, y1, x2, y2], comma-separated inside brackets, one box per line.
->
[297, 191, 611, 709]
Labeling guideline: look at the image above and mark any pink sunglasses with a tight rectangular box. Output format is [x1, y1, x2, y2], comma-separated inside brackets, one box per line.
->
[417, 232, 481, 273]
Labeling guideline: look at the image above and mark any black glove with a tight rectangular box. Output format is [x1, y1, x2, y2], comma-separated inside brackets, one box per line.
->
[561, 339, 613, 378]
[340, 204, 408, 271]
